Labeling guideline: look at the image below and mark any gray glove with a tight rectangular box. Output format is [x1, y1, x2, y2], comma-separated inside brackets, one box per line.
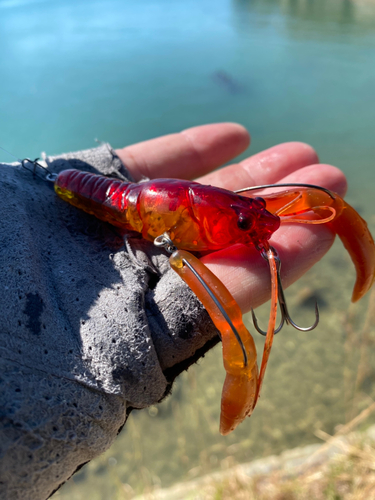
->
[0, 144, 219, 500]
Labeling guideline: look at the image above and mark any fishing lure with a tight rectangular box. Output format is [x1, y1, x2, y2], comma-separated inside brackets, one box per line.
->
[13, 156, 375, 434]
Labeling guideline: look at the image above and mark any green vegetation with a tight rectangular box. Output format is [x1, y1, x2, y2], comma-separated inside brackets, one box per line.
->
[54, 216, 375, 500]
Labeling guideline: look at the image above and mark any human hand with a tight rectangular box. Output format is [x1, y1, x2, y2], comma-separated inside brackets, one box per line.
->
[116, 122, 347, 314]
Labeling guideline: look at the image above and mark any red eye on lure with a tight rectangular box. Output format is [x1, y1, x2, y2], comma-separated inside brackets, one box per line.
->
[14, 154, 375, 434]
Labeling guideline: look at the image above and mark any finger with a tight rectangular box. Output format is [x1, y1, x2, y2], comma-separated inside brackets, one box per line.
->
[201, 163, 347, 313]
[115, 123, 250, 181]
[197, 142, 319, 190]
[275, 163, 348, 197]
[202, 224, 334, 313]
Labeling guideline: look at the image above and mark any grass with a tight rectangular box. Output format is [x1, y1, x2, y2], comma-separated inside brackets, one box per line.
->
[131, 402, 375, 500]
[194, 426, 375, 500]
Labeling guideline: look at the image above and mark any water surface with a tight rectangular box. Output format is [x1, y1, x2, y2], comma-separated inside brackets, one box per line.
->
[1, 0, 375, 197]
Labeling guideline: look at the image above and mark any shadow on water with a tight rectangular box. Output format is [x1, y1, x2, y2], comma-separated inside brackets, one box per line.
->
[211, 70, 246, 94]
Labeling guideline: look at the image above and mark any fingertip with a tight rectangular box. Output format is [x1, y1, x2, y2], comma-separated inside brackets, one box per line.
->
[183, 122, 250, 150]
[318, 164, 348, 197]
[181, 122, 251, 172]
[280, 142, 320, 166]
[115, 123, 251, 181]
[280, 164, 348, 197]
[240, 141, 320, 186]
[199, 140, 320, 190]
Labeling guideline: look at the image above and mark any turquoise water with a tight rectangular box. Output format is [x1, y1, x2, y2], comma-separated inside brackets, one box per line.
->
[1, 0, 375, 202]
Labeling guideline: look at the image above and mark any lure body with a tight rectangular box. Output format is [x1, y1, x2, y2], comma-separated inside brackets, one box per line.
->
[54, 169, 375, 434]
[55, 170, 280, 251]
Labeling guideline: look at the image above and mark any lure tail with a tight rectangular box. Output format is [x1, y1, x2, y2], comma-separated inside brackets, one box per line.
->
[54, 169, 139, 230]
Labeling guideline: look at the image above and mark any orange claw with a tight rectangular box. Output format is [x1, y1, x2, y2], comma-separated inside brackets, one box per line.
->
[329, 201, 375, 302]
[169, 249, 259, 435]
[261, 188, 375, 302]
[254, 245, 278, 406]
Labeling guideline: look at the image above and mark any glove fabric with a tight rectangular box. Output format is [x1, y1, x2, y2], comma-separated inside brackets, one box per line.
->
[0, 144, 219, 500]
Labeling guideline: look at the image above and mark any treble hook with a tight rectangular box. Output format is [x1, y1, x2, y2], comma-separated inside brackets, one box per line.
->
[251, 246, 319, 336]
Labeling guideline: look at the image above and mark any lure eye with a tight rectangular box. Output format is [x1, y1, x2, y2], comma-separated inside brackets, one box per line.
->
[237, 214, 254, 231]
[254, 197, 266, 209]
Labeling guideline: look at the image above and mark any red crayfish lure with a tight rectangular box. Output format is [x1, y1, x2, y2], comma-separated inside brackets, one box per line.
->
[52, 169, 375, 435]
